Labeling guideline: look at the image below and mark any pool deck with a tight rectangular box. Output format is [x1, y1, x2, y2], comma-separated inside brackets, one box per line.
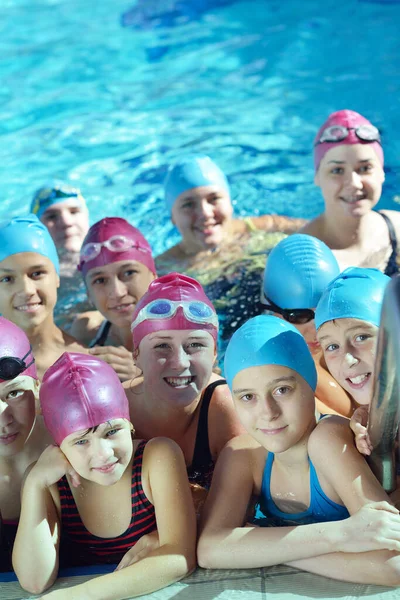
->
[2, 564, 400, 600]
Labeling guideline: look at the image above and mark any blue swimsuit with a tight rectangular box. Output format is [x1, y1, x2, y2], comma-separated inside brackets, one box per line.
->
[252, 452, 349, 527]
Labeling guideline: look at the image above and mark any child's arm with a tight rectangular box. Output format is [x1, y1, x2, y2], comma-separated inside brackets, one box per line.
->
[39, 437, 196, 600]
[198, 435, 400, 571]
[13, 445, 79, 594]
[349, 405, 372, 455]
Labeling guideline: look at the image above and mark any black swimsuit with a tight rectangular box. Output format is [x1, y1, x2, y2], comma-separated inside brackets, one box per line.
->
[88, 320, 112, 348]
[378, 211, 399, 277]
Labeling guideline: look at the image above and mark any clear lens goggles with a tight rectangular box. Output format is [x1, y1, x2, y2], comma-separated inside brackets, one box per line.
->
[131, 299, 218, 331]
[264, 296, 315, 325]
[35, 184, 80, 204]
[315, 124, 381, 146]
[80, 235, 150, 264]
[0, 347, 35, 381]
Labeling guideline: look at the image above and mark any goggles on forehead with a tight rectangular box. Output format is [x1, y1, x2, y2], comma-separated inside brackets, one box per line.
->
[131, 299, 219, 332]
[0, 347, 35, 381]
[314, 124, 381, 146]
[80, 235, 150, 265]
[263, 296, 315, 325]
[34, 184, 80, 204]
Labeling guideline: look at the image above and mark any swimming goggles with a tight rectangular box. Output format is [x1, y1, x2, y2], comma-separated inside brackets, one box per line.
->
[0, 347, 35, 381]
[263, 296, 315, 325]
[33, 184, 80, 205]
[131, 299, 219, 331]
[80, 235, 150, 264]
[315, 124, 381, 146]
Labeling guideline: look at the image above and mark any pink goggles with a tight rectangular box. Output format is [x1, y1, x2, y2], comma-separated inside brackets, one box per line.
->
[79, 235, 151, 268]
[315, 124, 381, 146]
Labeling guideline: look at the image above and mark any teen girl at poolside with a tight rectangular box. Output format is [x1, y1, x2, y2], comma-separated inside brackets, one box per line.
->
[126, 272, 244, 493]
[71, 217, 156, 381]
[0, 317, 50, 570]
[302, 109, 400, 274]
[262, 233, 353, 416]
[0, 215, 85, 380]
[13, 352, 195, 598]
[198, 315, 400, 586]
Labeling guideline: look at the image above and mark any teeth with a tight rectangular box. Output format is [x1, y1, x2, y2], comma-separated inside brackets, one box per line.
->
[16, 303, 41, 311]
[165, 377, 193, 387]
[349, 374, 369, 384]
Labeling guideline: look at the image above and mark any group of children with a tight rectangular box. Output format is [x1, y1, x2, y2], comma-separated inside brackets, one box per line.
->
[1, 107, 400, 598]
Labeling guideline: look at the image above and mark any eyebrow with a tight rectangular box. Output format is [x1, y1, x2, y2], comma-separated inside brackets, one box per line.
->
[0, 263, 47, 273]
[233, 376, 296, 394]
[319, 324, 375, 342]
[327, 158, 374, 165]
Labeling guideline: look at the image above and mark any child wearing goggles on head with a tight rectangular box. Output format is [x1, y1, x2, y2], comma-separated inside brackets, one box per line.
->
[0, 215, 86, 382]
[301, 109, 400, 276]
[126, 272, 244, 516]
[315, 267, 390, 452]
[0, 317, 50, 571]
[198, 315, 400, 586]
[13, 352, 196, 598]
[262, 234, 353, 417]
[71, 217, 157, 382]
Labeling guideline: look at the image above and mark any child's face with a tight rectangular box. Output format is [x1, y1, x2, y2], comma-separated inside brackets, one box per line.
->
[317, 318, 378, 405]
[0, 376, 38, 457]
[232, 364, 315, 454]
[0, 253, 59, 332]
[86, 260, 155, 329]
[60, 419, 133, 485]
[41, 199, 90, 253]
[137, 329, 215, 406]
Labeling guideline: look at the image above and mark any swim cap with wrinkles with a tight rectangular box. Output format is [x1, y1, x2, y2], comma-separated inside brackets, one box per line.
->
[0, 317, 37, 382]
[40, 353, 130, 446]
[224, 315, 317, 392]
[315, 267, 390, 330]
[263, 234, 340, 309]
[31, 180, 86, 219]
[314, 110, 384, 172]
[78, 217, 156, 278]
[131, 272, 218, 350]
[164, 155, 230, 213]
[0, 215, 60, 274]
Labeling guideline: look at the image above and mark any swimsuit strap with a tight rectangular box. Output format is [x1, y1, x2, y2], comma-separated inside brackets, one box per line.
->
[191, 379, 227, 471]
[88, 319, 112, 348]
[378, 211, 399, 277]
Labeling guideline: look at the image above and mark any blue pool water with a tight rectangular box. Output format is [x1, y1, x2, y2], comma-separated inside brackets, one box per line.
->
[1, 0, 400, 257]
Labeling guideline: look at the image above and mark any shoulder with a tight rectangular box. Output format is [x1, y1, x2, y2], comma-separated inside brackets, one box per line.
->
[380, 209, 400, 235]
[308, 415, 353, 460]
[69, 311, 105, 345]
[298, 215, 324, 237]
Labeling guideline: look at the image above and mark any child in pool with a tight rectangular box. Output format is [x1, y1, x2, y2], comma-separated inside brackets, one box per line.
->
[0, 317, 51, 570]
[302, 109, 400, 275]
[0, 215, 86, 380]
[262, 233, 353, 416]
[315, 267, 390, 454]
[13, 352, 196, 598]
[71, 217, 156, 381]
[198, 315, 400, 585]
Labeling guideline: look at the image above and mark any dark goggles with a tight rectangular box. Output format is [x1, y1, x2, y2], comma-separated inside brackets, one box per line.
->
[314, 124, 381, 146]
[0, 347, 35, 381]
[263, 296, 315, 325]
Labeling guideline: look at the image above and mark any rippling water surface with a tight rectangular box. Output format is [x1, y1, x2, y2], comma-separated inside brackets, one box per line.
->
[1, 0, 400, 255]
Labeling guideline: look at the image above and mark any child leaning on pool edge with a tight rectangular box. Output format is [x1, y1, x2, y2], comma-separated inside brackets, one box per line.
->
[198, 315, 400, 586]
[13, 352, 195, 599]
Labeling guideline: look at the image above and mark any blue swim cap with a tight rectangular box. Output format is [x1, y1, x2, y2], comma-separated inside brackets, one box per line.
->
[315, 267, 390, 330]
[263, 234, 340, 309]
[164, 155, 230, 213]
[0, 215, 60, 274]
[224, 315, 317, 392]
[31, 180, 84, 219]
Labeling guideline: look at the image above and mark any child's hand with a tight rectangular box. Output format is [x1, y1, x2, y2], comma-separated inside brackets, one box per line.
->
[89, 345, 140, 382]
[29, 445, 80, 489]
[338, 501, 400, 553]
[115, 530, 160, 570]
[349, 405, 373, 455]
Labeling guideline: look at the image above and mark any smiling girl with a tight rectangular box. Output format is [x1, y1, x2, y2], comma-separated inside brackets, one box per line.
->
[13, 352, 195, 599]
[198, 315, 400, 585]
[302, 109, 400, 274]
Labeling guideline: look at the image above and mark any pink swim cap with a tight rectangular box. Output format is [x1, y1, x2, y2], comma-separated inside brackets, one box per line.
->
[78, 217, 156, 278]
[0, 317, 37, 382]
[314, 109, 384, 172]
[40, 353, 130, 446]
[131, 272, 218, 350]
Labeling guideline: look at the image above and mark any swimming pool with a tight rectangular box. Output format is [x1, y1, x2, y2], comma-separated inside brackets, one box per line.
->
[1, 0, 399, 259]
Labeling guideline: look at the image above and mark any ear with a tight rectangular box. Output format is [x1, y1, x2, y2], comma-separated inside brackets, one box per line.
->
[55, 274, 60, 289]
[314, 170, 320, 187]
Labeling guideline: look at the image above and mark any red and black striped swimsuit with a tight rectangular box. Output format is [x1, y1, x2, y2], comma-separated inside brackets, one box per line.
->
[57, 440, 156, 565]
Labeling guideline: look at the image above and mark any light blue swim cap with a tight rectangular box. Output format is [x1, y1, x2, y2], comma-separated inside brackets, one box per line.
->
[164, 155, 230, 213]
[263, 234, 340, 309]
[315, 267, 390, 330]
[30, 180, 84, 219]
[224, 315, 317, 392]
[0, 215, 60, 274]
